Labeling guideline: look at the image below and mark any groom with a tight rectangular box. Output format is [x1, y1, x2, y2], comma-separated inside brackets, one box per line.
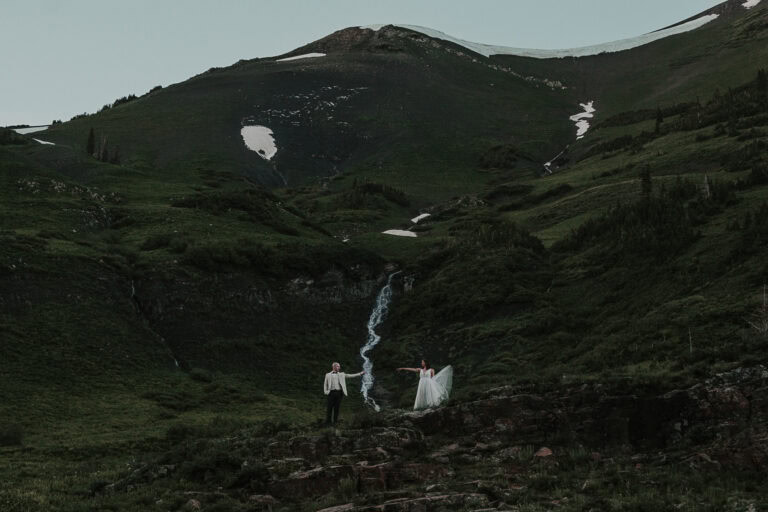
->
[324, 362, 364, 426]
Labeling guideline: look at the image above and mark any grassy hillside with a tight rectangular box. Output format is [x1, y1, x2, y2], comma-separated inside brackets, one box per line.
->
[2, 3, 768, 509]
[0, 137, 383, 495]
[369, 69, 768, 403]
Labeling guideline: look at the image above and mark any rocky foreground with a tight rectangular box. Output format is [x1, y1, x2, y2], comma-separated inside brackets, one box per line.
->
[106, 366, 768, 511]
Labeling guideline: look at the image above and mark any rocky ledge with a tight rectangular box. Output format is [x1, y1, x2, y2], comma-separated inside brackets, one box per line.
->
[105, 365, 768, 511]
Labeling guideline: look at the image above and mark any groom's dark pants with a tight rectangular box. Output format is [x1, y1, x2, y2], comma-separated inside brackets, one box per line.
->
[326, 390, 343, 425]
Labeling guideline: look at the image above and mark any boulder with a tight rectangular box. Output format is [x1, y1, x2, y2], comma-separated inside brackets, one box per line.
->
[269, 465, 356, 499]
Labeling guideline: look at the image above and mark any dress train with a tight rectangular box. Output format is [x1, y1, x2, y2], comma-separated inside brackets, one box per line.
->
[413, 365, 452, 410]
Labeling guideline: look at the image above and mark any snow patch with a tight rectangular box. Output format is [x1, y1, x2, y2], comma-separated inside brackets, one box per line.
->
[33, 138, 55, 145]
[411, 213, 431, 224]
[743, 0, 761, 8]
[360, 15, 719, 59]
[241, 125, 277, 160]
[383, 229, 417, 238]
[13, 126, 49, 134]
[569, 102, 596, 140]
[277, 52, 326, 62]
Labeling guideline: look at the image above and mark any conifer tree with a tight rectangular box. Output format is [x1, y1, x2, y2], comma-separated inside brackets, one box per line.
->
[86, 128, 95, 156]
[747, 284, 768, 337]
[655, 107, 664, 134]
[757, 69, 768, 109]
[99, 135, 109, 162]
[640, 166, 652, 197]
[110, 146, 121, 165]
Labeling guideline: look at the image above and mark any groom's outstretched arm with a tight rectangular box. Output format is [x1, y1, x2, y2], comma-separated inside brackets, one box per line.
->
[345, 371, 364, 378]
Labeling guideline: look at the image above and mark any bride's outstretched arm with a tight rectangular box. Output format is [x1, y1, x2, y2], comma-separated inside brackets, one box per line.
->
[396, 367, 420, 373]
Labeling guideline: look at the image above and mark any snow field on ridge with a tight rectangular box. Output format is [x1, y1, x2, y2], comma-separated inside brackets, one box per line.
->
[361, 15, 718, 59]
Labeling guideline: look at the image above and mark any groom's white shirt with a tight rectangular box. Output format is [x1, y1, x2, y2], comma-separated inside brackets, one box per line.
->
[324, 371, 363, 396]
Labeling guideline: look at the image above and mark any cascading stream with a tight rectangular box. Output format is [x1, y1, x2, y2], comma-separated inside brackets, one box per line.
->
[360, 271, 400, 411]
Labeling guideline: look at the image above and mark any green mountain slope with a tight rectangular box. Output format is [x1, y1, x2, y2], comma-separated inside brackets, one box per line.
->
[499, 0, 768, 119]
[2, 2, 768, 509]
[37, 27, 574, 199]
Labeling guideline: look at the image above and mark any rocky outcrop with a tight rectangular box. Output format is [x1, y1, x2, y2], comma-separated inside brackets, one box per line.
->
[333, 492, 492, 512]
[403, 365, 768, 460]
[286, 26, 412, 56]
[106, 365, 768, 510]
[131, 265, 386, 371]
[259, 365, 768, 508]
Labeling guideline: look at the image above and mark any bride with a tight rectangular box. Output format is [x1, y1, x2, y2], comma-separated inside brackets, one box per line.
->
[397, 360, 453, 410]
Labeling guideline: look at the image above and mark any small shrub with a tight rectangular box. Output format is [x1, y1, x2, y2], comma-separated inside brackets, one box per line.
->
[36, 229, 67, 240]
[189, 368, 213, 383]
[108, 245, 139, 264]
[88, 480, 110, 496]
[338, 180, 411, 208]
[0, 424, 23, 446]
[483, 183, 534, 201]
[479, 144, 522, 169]
[336, 476, 358, 500]
[166, 423, 197, 442]
[171, 189, 279, 222]
[510, 445, 535, 463]
[266, 220, 299, 236]
[179, 448, 241, 483]
[169, 237, 189, 253]
[251, 389, 268, 402]
[140, 234, 171, 251]
[226, 461, 270, 491]
[252, 420, 290, 437]
[201, 416, 249, 437]
[110, 215, 136, 229]
[142, 390, 198, 411]
[300, 219, 332, 236]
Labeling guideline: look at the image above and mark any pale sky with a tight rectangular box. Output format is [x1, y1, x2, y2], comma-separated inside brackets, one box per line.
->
[1, 0, 720, 126]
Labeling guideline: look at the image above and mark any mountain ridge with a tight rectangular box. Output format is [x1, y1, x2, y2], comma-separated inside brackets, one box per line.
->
[278, 0, 762, 61]
[34, 0, 767, 194]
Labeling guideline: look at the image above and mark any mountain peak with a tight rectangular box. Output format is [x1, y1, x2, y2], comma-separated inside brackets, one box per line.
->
[276, 25, 409, 59]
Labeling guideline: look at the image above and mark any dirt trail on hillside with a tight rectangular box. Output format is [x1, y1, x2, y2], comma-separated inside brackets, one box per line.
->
[545, 174, 688, 209]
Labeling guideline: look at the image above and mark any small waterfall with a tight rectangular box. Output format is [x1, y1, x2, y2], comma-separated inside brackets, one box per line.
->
[360, 271, 400, 411]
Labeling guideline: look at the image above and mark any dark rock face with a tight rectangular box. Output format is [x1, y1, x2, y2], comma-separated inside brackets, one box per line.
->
[405, 366, 768, 464]
[132, 266, 384, 371]
[270, 465, 356, 499]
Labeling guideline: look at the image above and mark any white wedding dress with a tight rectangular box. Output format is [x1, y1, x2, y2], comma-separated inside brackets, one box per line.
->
[413, 366, 453, 410]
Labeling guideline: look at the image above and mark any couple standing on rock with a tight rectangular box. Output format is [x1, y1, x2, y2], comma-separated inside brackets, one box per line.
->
[323, 359, 453, 425]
